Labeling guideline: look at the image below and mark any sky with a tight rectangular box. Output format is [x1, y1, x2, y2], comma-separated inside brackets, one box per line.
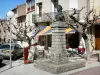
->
[0, 0, 26, 18]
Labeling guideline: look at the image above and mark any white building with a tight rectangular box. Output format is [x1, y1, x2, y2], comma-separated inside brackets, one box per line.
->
[0, 20, 6, 43]
[34, 0, 88, 22]
[26, 0, 35, 28]
[30, 0, 90, 50]
[27, 0, 100, 52]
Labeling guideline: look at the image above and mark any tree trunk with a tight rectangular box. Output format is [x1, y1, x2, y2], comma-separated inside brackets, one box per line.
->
[84, 38, 91, 60]
[80, 33, 90, 54]
[28, 39, 31, 48]
[82, 33, 91, 60]
[79, 33, 90, 60]
[84, 39, 89, 53]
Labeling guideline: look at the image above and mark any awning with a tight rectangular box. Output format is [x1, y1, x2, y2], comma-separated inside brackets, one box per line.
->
[36, 26, 76, 35]
[37, 26, 51, 35]
[66, 28, 76, 34]
[32, 32, 36, 36]
[32, 26, 47, 36]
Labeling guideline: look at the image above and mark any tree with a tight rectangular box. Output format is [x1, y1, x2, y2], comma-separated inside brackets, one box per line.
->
[65, 8, 95, 53]
[45, 7, 99, 56]
[63, 8, 100, 60]
[0, 19, 40, 47]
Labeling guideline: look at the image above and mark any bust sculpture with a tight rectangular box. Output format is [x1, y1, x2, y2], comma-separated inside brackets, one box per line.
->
[55, 4, 65, 22]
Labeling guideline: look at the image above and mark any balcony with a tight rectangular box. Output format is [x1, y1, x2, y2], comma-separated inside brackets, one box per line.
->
[32, 12, 56, 23]
[32, 10, 79, 23]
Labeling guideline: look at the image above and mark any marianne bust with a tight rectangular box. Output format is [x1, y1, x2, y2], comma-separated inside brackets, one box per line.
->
[55, 4, 65, 22]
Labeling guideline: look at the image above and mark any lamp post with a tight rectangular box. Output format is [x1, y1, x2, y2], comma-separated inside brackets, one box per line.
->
[7, 11, 14, 68]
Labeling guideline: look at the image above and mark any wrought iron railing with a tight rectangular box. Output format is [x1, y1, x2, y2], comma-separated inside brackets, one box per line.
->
[32, 10, 79, 23]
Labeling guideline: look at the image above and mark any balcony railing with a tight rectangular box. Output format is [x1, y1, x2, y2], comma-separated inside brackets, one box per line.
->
[32, 10, 79, 23]
[32, 12, 55, 23]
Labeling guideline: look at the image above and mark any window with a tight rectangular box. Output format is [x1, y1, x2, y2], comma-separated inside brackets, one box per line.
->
[37, 3, 42, 17]
[48, 35, 52, 47]
[31, 6, 35, 10]
[27, 1, 31, 11]
[67, 32, 79, 48]
[31, 0, 35, 6]
[15, 44, 22, 49]
[27, 0, 35, 12]
[0, 44, 13, 49]
[31, 0, 35, 10]
[14, 45, 19, 49]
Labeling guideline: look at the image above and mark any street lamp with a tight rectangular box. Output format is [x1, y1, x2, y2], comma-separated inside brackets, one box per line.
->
[7, 11, 14, 68]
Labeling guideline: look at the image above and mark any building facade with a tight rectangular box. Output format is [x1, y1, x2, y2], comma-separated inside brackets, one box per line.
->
[0, 19, 7, 43]
[30, 0, 90, 50]
[17, 3, 26, 25]
[33, 0, 88, 23]
[26, 0, 35, 27]
[2, 0, 99, 51]
[89, 0, 100, 50]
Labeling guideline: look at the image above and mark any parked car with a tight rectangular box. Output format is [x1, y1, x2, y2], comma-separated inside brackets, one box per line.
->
[0, 43, 23, 60]
[0, 56, 3, 63]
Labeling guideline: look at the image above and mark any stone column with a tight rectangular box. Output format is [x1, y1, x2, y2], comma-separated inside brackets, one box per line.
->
[49, 21, 68, 64]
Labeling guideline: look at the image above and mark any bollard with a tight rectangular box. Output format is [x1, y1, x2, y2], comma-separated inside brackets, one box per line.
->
[98, 53, 100, 62]
[24, 46, 30, 64]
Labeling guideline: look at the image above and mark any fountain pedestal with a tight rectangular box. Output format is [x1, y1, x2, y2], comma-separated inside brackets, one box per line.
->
[34, 22, 85, 74]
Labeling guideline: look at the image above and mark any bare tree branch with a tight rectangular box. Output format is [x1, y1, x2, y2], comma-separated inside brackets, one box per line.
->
[43, 12, 56, 22]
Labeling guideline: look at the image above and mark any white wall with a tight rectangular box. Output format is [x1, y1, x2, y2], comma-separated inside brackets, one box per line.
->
[90, 0, 100, 19]
[78, 0, 87, 20]
[35, 0, 69, 13]
[42, 0, 52, 13]
[69, 0, 78, 10]
[35, 0, 52, 14]
[26, 12, 35, 26]
[35, 0, 87, 18]
[59, 0, 69, 11]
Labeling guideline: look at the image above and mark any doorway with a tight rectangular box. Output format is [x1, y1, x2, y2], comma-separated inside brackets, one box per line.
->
[95, 25, 100, 50]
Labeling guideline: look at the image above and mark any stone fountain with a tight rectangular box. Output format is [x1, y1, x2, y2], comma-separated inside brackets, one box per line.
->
[34, 4, 85, 74]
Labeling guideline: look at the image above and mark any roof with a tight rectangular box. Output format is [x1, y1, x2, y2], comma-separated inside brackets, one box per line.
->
[17, 3, 26, 7]
[11, 8, 17, 11]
